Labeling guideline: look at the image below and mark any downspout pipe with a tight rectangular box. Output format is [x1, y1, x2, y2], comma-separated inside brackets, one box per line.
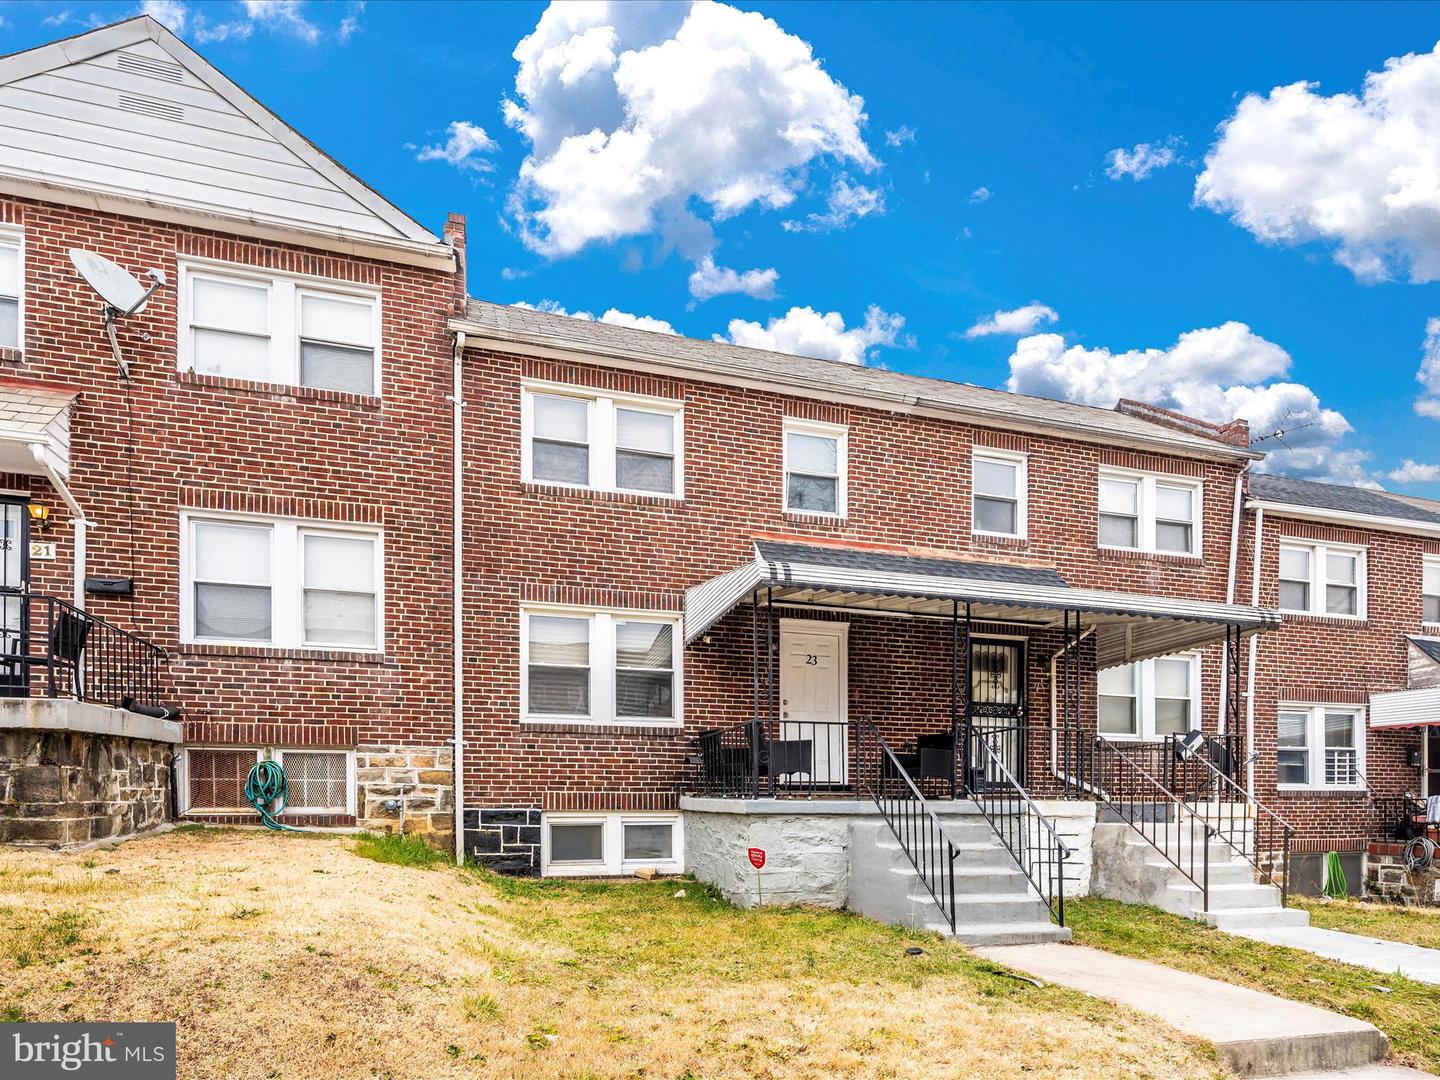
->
[450, 331, 467, 865]
[1218, 468, 1246, 734]
[1247, 504, 1264, 796]
[30, 443, 90, 610]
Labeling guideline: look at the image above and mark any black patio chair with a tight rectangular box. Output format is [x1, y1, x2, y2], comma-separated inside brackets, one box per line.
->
[50, 610, 91, 700]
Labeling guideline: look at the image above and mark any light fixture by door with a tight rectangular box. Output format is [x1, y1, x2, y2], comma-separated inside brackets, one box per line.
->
[26, 502, 50, 533]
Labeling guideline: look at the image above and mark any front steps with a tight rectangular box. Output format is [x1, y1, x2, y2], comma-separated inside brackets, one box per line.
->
[1092, 819, 1309, 930]
[847, 815, 1070, 946]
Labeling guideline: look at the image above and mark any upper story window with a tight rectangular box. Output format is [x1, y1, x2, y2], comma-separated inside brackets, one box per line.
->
[1425, 556, 1440, 626]
[182, 514, 382, 651]
[1278, 540, 1365, 619]
[784, 419, 847, 517]
[0, 229, 21, 351]
[972, 449, 1027, 538]
[1097, 653, 1200, 740]
[1098, 469, 1200, 556]
[522, 607, 681, 727]
[179, 261, 380, 395]
[1277, 704, 1363, 789]
[521, 384, 682, 497]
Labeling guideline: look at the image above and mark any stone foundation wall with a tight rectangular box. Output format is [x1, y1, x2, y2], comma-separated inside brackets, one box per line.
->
[1365, 843, 1440, 904]
[0, 728, 172, 847]
[464, 808, 541, 873]
[356, 744, 454, 843]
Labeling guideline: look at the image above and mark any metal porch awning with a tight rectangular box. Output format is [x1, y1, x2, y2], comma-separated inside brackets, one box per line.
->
[685, 539, 1282, 668]
[0, 381, 76, 480]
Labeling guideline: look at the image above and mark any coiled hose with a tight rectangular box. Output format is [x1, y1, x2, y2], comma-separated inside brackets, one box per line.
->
[245, 759, 303, 832]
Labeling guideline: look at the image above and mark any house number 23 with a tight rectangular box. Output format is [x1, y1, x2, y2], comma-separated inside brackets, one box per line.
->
[805, 654, 819, 665]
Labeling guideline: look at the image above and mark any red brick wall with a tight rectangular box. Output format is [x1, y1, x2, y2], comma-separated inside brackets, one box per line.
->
[459, 347, 1247, 811]
[3, 196, 456, 760]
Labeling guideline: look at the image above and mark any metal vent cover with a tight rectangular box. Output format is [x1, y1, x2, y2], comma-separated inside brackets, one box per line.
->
[116, 51, 184, 83]
[117, 93, 184, 122]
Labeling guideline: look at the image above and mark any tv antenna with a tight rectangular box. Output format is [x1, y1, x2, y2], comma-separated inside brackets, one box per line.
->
[68, 249, 167, 381]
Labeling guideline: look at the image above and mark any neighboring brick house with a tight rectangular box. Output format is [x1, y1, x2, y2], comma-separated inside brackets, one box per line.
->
[1242, 475, 1440, 878]
[0, 17, 461, 839]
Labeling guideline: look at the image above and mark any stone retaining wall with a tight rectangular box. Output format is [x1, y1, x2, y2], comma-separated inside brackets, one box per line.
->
[1365, 842, 1440, 904]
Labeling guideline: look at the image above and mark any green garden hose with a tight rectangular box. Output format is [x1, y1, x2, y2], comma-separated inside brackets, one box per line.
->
[245, 759, 302, 832]
[1322, 850, 1347, 899]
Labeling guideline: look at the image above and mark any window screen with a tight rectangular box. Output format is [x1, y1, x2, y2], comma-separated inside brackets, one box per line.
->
[188, 749, 256, 809]
[281, 751, 348, 811]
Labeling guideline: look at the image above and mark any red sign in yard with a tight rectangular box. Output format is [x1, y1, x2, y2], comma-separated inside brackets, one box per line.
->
[747, 847, 766, 870]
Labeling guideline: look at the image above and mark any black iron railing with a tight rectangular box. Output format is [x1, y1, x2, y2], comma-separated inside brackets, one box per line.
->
[1372, 795, 1428, 842]
[1181, 745, 1295, 904]
[0, 591, 165, 710]
[695, 719, 852, 798]
[855, 717, 964, 934]
[968, 727, 1069, 924]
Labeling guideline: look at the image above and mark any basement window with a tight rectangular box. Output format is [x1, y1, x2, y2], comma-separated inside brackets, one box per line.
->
[542, 813, 682, 877]
[180, 747, 354, 814]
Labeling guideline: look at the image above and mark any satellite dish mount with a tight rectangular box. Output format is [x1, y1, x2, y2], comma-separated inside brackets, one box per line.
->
[68, 249, 168, 381]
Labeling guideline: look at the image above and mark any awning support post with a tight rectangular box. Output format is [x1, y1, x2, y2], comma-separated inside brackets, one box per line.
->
[961, 601, 973, 796]
[950, 599, 959, 800]
[766, 583, 776, 798]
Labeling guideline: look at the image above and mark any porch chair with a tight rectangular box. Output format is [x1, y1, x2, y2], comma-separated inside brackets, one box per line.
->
[50, 609, 91, 700]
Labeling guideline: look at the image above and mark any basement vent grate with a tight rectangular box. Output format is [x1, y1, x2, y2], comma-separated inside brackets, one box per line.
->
[117, 93, 185, 122]
[116, 51, 185, 83]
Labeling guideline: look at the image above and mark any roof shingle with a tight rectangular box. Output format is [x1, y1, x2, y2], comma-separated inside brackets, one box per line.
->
[1249, 474, 1440, 526]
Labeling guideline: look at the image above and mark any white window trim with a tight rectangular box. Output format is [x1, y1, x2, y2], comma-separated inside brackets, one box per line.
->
[1097, 652, 1202, 741]
[0, 225, 23, 353]
[176, 256, 382, 395]
[179, 510, 385, 652]
[1097, 467, 1203, 557]
[972, 447, 1028, 539]
[1276, 704, 1366, 792]
[520, 380, 684, 499]
[1423, 554, 1440, 629]
[520, 603, 683, 729]
[1277, 539, 1368, 621]
[782, 417, 848, 519]
[541, 811, 684, 877]
[176, 747, 355, 815]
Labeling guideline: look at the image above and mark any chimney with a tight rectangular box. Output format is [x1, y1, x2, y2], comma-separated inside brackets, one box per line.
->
[1218, 418, 1251, 448]
[442, 212, 466, 315]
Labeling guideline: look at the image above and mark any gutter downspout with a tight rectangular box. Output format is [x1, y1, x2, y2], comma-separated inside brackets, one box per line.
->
[1247, 504, 1264, 796]
[30, 444, 88, 609]
[1219, 469, 1245, 734]
[450, 331, 467, 865]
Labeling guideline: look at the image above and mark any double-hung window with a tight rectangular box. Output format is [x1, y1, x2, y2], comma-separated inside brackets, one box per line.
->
[522, 385, 681, 496]
[1097, 470, 1201, 556]
[972, 450, 1026, 538]
[0, 229, 21, 351]
[1424, 556, 1440, 626]
[784, 419, 847, 517]
[1277, 541, 1365, 619]
[180, 261, 380, 394]
[1097, 654, 1200, 739]
[183, 515, 382, 651]
[1277, 705, 1364, 789]
[522, 608, 681, 726]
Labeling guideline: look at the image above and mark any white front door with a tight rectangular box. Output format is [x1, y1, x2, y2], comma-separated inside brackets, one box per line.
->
[779, 621, 848, 784]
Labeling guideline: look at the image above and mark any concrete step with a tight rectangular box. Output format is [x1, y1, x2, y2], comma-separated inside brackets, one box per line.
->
[1169, 881, 1283, 912]
[946, 892, 1054, 924]
[876, 838, 1016, 867]
[948, 920, 1071, 946]
[1143, 857, 1256, 884]
[1207, 906, 1312, 930]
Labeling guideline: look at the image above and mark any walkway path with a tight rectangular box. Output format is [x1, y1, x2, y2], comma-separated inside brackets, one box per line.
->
[975, 942, 1416, 1078]
[1229, 923, 1440, 986]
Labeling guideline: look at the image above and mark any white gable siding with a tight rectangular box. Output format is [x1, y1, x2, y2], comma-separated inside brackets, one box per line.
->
[0, 39, 403, 240]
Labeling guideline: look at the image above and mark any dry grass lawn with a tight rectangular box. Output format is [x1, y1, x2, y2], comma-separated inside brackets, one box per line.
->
[0, 827, 1225, 1080]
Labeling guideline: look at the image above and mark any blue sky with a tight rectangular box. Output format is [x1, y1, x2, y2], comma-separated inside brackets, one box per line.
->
[7, 0, 1440, 492]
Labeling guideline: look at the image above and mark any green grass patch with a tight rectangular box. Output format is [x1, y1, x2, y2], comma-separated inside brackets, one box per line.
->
[1067, 897, 1440, 1074]
[1295, 896, 1440, 951]
[353, 832, 449, 869]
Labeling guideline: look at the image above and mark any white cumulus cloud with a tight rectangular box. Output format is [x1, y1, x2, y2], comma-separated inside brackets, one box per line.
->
[1417, 317, 1440, 419]
[504, 0, 876, 260]
[1005, 323, 1364, 482]
[720, 305, 907, 365]
[411, 121, 497, 172]
[140, 0, 353, 44]
[965, 302, 1059, 339]
[512, 300, 678, 336]
[687, 257, 778, 302]
[1196, 42, 1440, 283]
[782, 174, 885, 233]
[969, 186, 991, 204]
[1389, 459, 1440, 484]
[1105, 136, 1185, 181]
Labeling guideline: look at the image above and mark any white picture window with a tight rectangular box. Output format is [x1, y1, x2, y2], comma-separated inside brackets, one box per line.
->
[973, 450, 1026, 538]
[521, 385, 682, 497]
[1277, 705, 1364, 790]
[784, 419, 847, 517]
[1424, 556, 1440, 626]
[180, 261, 380, 394]
[0, 230, 22, 351]
[182, 515, 382, 651]
[1097, 654, 1201, 740]
[1277, 541, 1366, 619]
[542, 812, 683, 876]
[179, 747, 354, 815]
[522, 608, 681, 727]
[1097, 470, 1201, 556]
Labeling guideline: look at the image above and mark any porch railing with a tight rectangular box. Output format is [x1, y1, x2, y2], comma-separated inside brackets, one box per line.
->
[855, 717, 964, 934]
[1371, 795, 1428, 842]
[968, 726, 1069, 925]
[695, 719, 852, 798]
[0, 591, 166, 710]
[1182, 744, 1295, 904]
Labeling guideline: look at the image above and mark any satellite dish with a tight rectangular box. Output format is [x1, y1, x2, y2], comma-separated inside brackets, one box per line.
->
[68, 249, 168, 381]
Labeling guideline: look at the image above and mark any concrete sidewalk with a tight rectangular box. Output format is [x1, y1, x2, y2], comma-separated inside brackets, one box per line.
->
[1230, 924, 1440, 986]
[976, 942, 1397, 1078]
